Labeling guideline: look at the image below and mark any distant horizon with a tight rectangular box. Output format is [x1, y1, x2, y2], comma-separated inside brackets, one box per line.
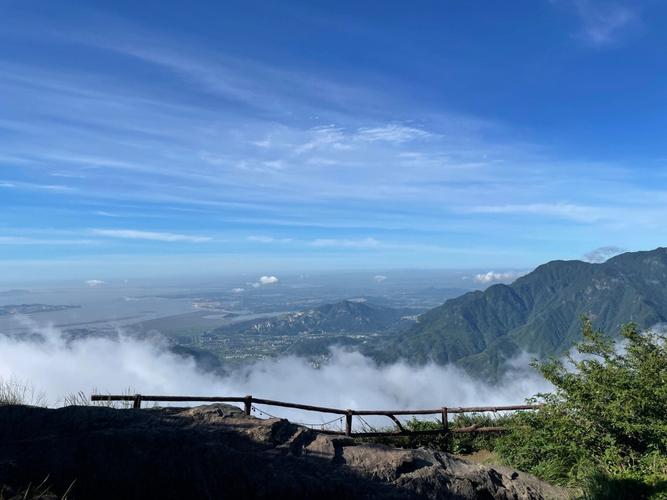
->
[0, 267, 492, 289]
[0, 244, 658, 288]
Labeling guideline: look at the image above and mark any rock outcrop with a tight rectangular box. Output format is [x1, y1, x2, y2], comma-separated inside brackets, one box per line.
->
[0, 404, 568, 499]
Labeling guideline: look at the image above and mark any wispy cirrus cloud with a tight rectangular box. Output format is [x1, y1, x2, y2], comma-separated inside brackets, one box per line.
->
[293, 123, 433, 155]
[0, 237, 97, 245]
[247, 235, 293, 243]
[80, 34, 379, 118]
[94, 211, 122, 218]
[91, 229, 211, 243]
[310, 237, 381, 248]
[0, 9, 664, 276]
[245, 235, 483, 256]
[553, 0, 640, 46]
[0, 179, 74, 192]
[356, 124, 433, 143]
[463, 203, 603, 223]
[245, 236, 382, 249]
[583, 245, 625, 263]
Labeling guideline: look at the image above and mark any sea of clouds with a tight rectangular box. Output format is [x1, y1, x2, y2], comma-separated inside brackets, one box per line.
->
[0, 317, 552, 428]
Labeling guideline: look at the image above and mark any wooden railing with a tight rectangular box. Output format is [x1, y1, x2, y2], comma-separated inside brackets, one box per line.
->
[90, 394, 540, 437]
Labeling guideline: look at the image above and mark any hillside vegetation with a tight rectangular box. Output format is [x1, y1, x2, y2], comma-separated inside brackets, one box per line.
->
[378, 320, 667, 498]
[384, 248, 667, 378]
[498, 319, 667, 498]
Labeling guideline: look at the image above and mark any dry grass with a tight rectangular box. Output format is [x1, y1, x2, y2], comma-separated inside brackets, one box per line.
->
[0, 377, 137, 409]
[0, 476, 75, 500]
[62, 388, 136, 409]
[0, 378, 46, 407]
[456, 449, 501, 466]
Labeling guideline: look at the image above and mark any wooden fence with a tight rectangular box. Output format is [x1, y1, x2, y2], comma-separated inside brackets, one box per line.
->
[90, 394, 540, 437]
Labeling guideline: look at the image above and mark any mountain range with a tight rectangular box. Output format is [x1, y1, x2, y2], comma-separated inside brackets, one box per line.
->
[379, 247, 667, 378]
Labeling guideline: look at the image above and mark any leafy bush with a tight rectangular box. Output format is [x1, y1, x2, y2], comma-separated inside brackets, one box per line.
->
[495, 318, 667, 498]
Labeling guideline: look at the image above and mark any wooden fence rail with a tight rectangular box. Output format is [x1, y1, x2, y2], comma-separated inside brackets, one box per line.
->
[90, 394, 541, 437]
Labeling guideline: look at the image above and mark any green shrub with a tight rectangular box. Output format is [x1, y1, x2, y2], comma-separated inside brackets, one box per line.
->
[404, 413, 516, 454]
[495, 318, 667, 498]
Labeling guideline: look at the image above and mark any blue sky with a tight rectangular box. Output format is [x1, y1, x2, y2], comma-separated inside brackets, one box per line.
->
[1, 0, 666, 283]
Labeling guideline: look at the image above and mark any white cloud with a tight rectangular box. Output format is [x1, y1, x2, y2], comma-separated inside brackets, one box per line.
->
[311, 237, 380, 248]
[261, 160, 285, 170]
[373, 275, 388, 283]
[355, 124, 432, 143]
[258, 275, 279, 285]
[0, 180, 73, 192]
[92, 229, 211, 243]
[555, 0, 639, 46]
[247, 235, 293, 244]
[464, 203, 602, 223]
[251, 137, 272, 148]
[583, 245, 625, 263]
[231, 287, 245, 293]
[474, 271, 520, 284]
[85, 279, 105, 287]
[0, 237, 96, 245]
[578, 3, 637, 46]
[295, 125, 349, 154]
[246, 276, 280, 287]
[294, 123, 431, 155]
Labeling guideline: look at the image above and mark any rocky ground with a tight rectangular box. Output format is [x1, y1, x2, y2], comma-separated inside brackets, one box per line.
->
[0, 404, 569, 499]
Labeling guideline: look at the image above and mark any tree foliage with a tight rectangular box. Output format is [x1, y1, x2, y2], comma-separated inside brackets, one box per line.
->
[495, 318, 667, 498]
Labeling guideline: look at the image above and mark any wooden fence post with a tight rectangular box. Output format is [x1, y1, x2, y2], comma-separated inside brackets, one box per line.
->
[441, 407, 448, 431]
[244, 395, 253, 416]
[441, 406, 453, 452]
[133, 394, 142, 409]
[345, 410, 353, 436]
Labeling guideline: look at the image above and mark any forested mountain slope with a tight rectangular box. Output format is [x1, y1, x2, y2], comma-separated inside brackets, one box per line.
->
[382, 248, 667, 377]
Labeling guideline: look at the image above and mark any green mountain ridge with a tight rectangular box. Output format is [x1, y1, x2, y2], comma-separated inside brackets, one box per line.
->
[380, 247, 667, 379]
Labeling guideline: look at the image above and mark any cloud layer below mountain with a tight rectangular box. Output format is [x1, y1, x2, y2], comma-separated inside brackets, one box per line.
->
[0, 319, 551, 428]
